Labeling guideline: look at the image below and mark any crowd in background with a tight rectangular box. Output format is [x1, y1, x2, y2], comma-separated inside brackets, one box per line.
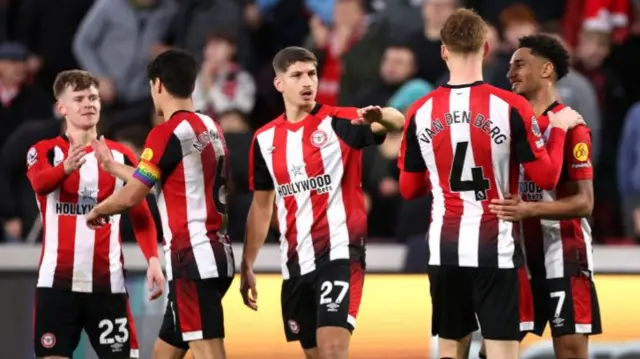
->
[1, 0, 640, 247]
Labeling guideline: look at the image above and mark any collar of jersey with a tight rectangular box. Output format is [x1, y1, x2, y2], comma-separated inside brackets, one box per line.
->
[279, 103, 323, 131]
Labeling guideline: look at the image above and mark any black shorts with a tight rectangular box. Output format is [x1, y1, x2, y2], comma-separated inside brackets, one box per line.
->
[34, 288, 139, 359]
[529, 273, 602, 337]
[428, 265, 534, 341]
[158, 277, 233, 350]
[281, 259, 365, 349]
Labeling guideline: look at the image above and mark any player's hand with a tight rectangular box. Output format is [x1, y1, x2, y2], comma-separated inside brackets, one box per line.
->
[353, 105, 383, 125]
[548, 107, 585, 131]
[488, 194, 533, 221]
[146, 257, 165, 301]
[86, 208, 110, 229]
[240, 266, 258, 311]
[64, 137, 86, 174]
[92, 136, 115, 172]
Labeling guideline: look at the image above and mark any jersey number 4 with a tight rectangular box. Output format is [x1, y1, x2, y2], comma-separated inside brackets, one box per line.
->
[449, 141, 490, 201]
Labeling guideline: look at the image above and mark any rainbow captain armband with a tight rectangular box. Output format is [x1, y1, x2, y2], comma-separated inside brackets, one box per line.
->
[133, 160, 161, 187]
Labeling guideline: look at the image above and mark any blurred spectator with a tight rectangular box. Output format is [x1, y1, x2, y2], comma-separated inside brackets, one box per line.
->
[192, 31, 256, 117]
[373, 0, 423, 42]
[608, 2, 640, 105]
[406, 0, 457, 85]
[156, 0, 252, 69]
[0, 42, 52, 148]
[217, 110, 253, 244]
[73, 0, 176, 130]
[469, 0, 565, 29]
[489, 3, 539, 90]
[574, 30, 626, 168]
[243, 0, 309, 68]
[308, 0, 389, 106]
[17, 0, 94, 99]
[618, 103, 640, 242]
[354, 43, 418, 107]
[543, 31, 602, 165]
[363, 131, 402, 237]
[0, 118, 62, 242]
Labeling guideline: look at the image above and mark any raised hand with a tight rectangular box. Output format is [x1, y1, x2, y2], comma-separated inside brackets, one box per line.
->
[92, 136, 114, 171]
[64, 137, 86, 174]
[352, 105, 383, 125]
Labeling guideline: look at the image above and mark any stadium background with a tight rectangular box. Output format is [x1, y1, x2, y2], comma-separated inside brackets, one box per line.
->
[0, 0, 639, 357]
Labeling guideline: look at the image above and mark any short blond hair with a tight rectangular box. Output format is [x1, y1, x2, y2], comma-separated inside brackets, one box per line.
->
[440, 8, 488, 54]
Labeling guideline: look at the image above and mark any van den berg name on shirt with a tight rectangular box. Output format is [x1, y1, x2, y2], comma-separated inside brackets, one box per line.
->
[419, 111, 508, 145]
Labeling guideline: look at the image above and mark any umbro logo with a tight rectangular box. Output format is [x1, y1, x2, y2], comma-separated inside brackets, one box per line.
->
[267, 146, 276, 154]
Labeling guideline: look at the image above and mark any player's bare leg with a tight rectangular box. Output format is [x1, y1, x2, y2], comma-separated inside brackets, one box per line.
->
[304, 348, 320, 359]
[188, 338, 226, 359]
[484, 339, 518, 359]
[316, 326, 351, 359]
[152, 338, 187, 359]
[438, 333, 471, 359]
[552, 334, 588, 359]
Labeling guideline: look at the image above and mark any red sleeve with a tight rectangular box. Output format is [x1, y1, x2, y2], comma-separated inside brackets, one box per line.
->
[121, 147, 158, 261]
[249, 131, 275, 191]
[565, 125, 593, 181]
[399, 171, 431, 200]
[398, 101, 428, 173]
[26, 141, 68, 195]
[129, 200, 159, 261]
[511, 98, 567, 190]
[132, 125, 182, 188]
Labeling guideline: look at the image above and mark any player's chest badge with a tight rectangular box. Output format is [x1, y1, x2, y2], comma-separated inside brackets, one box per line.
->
[310, 129, 329, 148]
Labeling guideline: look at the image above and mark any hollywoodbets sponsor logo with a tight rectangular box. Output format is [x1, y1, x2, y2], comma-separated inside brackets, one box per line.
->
[519, 181, 543, 201]
[55, 202, 95, 216]
[277, 174, 333, 197]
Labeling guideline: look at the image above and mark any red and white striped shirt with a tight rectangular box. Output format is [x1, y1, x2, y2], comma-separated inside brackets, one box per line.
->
[132, 111, 234, 282]
[519, 102, 594, 279]
[27, 136, 158, 293]
[249, 103, 385, 279]
[399, 81, 569, 268]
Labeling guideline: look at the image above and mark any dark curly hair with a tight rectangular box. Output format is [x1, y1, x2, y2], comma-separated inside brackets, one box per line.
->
[518, 34, 570, 81]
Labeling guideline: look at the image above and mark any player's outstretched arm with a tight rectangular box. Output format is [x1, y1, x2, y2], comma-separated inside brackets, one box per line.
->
[86, 178, 152, 228]
[353, 106, 405, 133]
[92, 136, 135, 182]
[27, 138, 85, 195]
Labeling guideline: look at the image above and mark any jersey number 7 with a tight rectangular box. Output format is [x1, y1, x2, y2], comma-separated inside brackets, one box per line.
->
[449, 141, 490, 201]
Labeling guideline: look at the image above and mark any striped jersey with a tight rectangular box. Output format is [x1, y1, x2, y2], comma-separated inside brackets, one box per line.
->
[519, 102, 595, 279]
[249, 103, 385, 279]
[27, 136, 155, 293]
[399, 81, 561, 268]
[133, 110, 234, 281]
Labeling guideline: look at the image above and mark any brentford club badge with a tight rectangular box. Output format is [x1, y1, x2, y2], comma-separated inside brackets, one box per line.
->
[310, 130, 328, 148]
[41, 333, 56, 348]
[288, 319, 300, 334]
